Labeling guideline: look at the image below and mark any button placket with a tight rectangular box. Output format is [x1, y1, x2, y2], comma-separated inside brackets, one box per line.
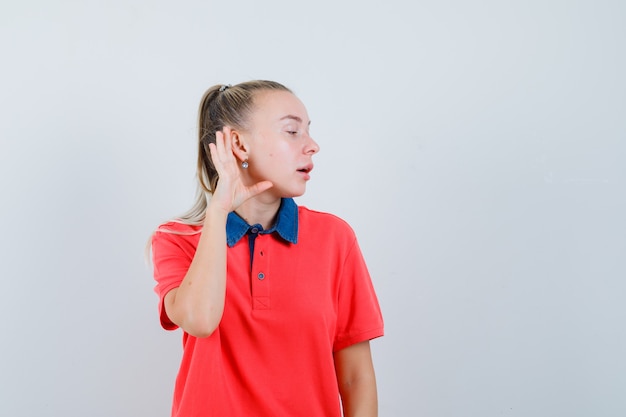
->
[251, 236, 270, 310]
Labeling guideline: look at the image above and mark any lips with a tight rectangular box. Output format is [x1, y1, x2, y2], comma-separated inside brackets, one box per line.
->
[297, 164, 314, 174]
[297, 164, 313, 180]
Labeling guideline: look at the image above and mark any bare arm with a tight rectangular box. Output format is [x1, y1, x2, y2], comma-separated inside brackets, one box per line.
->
[334, 341, 378, 417]
[163, 129, 272, 338]
[163, 206, 228, 337]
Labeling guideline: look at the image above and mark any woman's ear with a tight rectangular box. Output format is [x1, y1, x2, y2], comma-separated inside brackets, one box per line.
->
[230, 129, 249, 162]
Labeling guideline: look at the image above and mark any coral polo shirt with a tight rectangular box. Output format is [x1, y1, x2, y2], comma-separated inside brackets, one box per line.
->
[152, 198, 384, 417]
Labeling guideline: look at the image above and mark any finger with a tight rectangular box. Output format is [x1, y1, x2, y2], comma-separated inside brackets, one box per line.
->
[209, 140, 228, 175]
[222, 130, 233, 162]
[208, 142, 220, 168]
[246, 181, 273, 198]
[220, 127, 237, 163]
[211, 130, 231, 168]
[214, 130, 225, 158]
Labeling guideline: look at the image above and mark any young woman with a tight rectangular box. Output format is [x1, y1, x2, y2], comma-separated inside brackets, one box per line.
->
[151, 80, 383, 417]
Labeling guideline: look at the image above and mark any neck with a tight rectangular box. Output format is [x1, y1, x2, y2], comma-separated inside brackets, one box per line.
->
[234, 196, 282, 230]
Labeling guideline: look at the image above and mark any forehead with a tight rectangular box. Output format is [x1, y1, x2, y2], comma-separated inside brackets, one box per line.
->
[250, 90, 309, 124]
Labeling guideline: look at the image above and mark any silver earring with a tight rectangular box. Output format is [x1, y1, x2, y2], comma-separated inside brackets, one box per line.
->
[242, 161, 249, 169]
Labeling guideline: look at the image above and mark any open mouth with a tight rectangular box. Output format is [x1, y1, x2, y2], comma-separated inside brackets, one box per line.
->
[297, 165, 313, 174]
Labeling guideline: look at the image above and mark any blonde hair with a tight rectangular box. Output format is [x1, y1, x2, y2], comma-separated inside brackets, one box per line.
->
[176, 80, 292, 226]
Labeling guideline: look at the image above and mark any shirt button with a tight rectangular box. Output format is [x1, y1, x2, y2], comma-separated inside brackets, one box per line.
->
[251, 227, 259, 234]
[257, 272, 265, 280]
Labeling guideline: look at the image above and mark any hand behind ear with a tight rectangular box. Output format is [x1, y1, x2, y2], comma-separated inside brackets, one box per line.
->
[208, 128, 272, 213]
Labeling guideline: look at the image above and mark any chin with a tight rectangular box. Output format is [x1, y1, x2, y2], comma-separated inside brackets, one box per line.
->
[283, 191, 306, 198]
[278, 186, 307, 198]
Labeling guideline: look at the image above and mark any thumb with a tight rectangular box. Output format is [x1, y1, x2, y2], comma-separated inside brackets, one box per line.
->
[247, 181, 273, 198]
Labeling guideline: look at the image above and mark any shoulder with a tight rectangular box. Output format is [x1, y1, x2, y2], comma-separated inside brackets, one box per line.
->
[155, 220, 202, 235]
[298, 206, 357, 239]
[299, 206, 352, 227]
[151, 220, 202, 251]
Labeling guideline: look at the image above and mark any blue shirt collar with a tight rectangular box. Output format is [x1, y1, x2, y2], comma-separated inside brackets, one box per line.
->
[225, 198, 298, 247]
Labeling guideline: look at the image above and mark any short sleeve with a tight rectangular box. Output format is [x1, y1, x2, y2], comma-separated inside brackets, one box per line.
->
[151, 224, 200, 330]
[333, 237, 384, 351]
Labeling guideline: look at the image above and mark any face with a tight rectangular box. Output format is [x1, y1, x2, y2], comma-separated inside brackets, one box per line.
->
[238, 90, 320, 198]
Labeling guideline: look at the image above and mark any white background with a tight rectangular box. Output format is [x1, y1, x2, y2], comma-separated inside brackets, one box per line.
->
[1, 1, 625, 416]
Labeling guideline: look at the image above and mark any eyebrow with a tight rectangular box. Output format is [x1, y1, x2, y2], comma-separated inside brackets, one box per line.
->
[280, 115, 311, 126]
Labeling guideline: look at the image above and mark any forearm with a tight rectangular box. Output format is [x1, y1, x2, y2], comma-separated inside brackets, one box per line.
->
[335, 341, 379, 417]
[339, 373, 378, 417]
[166, 205, 229, 337]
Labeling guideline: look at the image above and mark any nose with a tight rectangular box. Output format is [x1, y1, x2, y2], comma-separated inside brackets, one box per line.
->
[305, 134, 320, 155]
